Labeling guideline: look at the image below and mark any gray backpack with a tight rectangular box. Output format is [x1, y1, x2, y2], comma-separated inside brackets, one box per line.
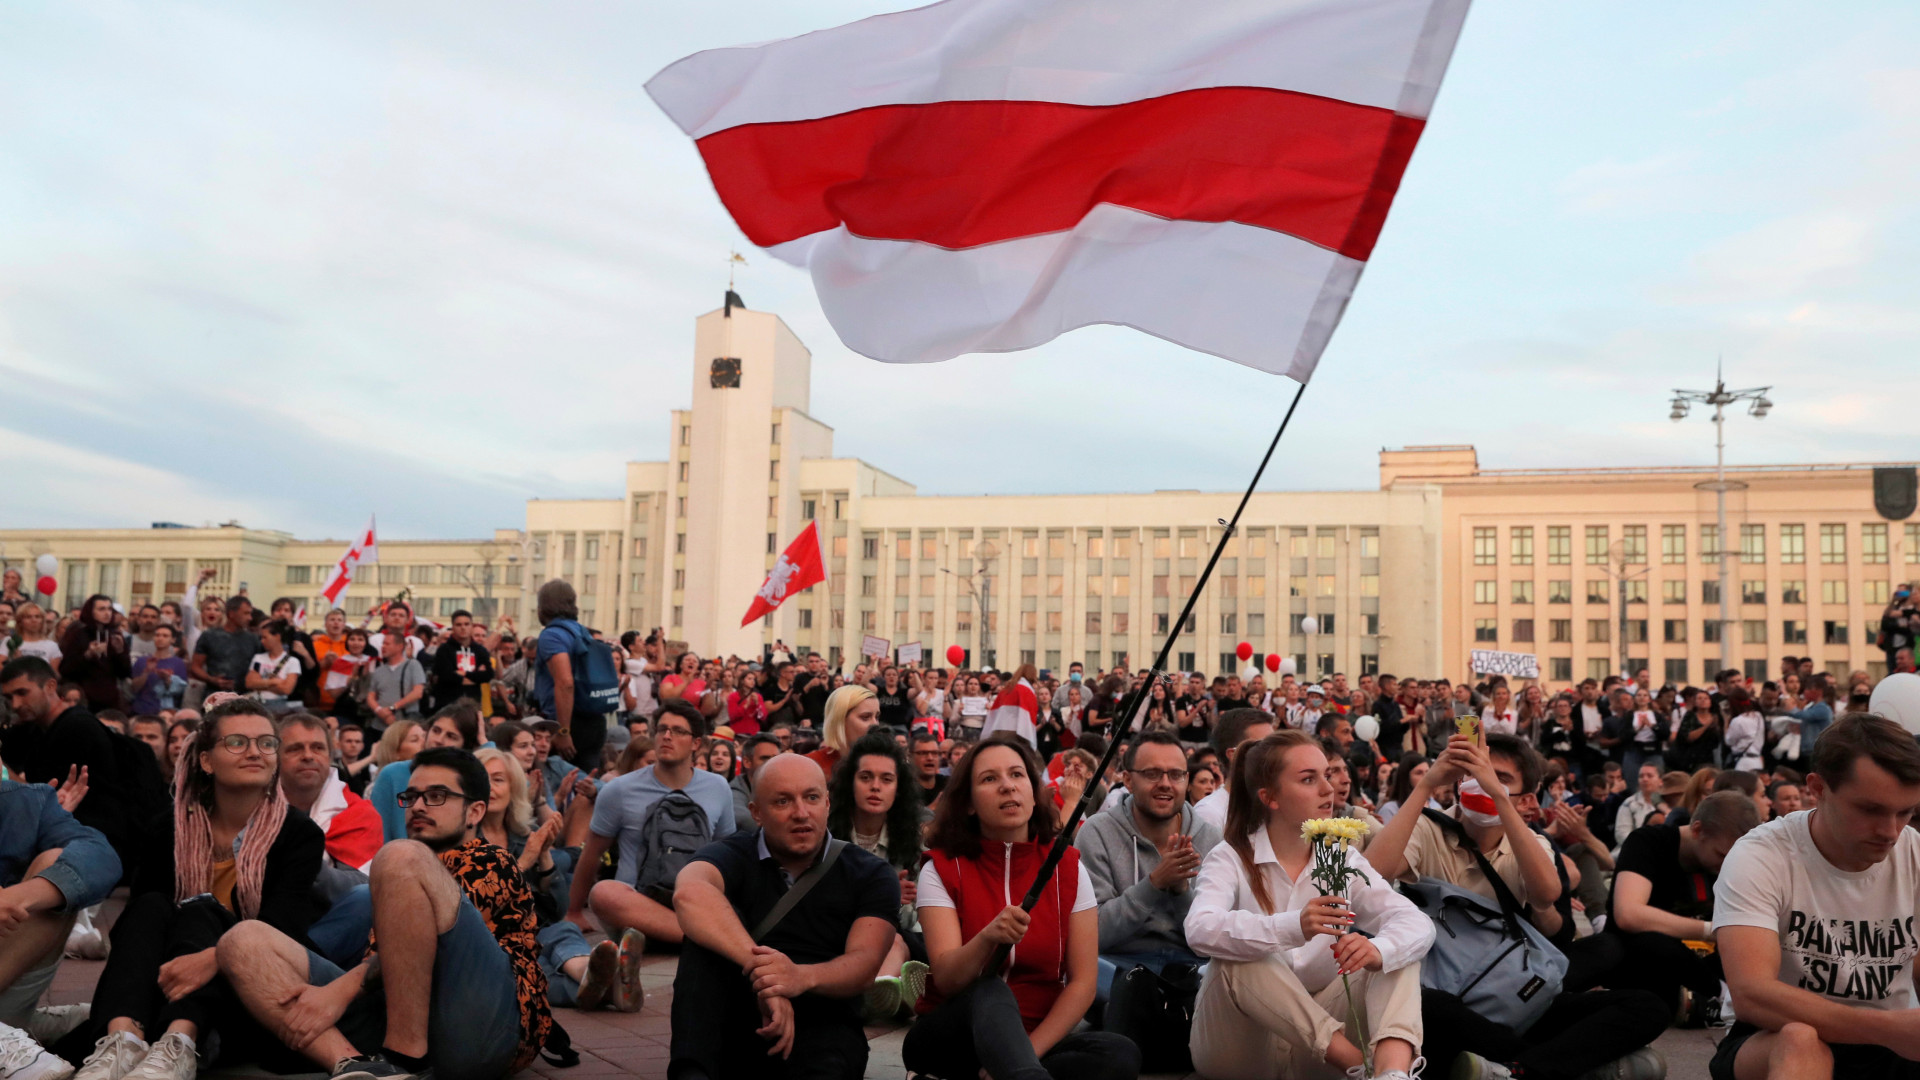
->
[1398, 809, 1567, 1033]
[633, 790, 714, 904]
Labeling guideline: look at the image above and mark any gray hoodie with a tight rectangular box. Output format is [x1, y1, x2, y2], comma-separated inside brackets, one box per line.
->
[1074, 792, 1224, 955]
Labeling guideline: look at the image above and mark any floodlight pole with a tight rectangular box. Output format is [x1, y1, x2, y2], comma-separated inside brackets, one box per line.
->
[1671, 366, 1772, 677]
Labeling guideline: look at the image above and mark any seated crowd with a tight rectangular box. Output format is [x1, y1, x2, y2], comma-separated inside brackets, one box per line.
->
[0, 580, 1918, 1080]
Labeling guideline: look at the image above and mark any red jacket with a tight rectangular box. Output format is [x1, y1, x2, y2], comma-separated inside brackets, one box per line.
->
[920, 840, 1080, 1031]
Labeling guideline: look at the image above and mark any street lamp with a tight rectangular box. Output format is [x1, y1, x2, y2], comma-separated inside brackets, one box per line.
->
[1670, 365, 1773, 676]
[942, 540, 999, 668]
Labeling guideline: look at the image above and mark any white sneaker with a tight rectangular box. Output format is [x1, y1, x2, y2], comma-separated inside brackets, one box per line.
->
[26, 1006, 90, 1049]
[0, 1023, 74, 1080]
[71, 1033, 145, 1080]
[121, 1034, 193, 1080]
[1378, 1057, 1428, 1080]
[63, 909, 107, 961]
[1449, 1052, 1514, 1080]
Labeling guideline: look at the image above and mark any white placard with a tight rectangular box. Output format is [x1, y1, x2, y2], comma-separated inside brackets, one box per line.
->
[898, 641, 923, 665]
[1470, 649, 1540, 679]
[861, 634, 891, 658]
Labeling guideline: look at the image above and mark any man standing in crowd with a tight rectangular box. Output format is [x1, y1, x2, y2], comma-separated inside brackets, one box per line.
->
[1192, 708, 1277, 830]
[428, 611, 493, 710]
[1076, 729, 1221, 998]
[366, 632, 426, 727]
[1606, 790, 1759, 1022]
[668, 754, 898, 1079]
[798, 653, 831, 728]
[568, 700, 734, 947]
[1368, 733, 1669, 1080]
[534, 581, 608, 772]
[218, 748, 551, 1080]
[188, 596, 257, 695]
[1710, 714, 1920, 1080]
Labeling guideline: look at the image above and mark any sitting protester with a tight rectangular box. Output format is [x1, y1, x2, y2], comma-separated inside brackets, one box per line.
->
[732, 733, 783, 834]
[825, 732, 930, 1021]
[1710, 714, 1920, 1080]
[217, 747, 552, 1080]
[1185, 730, 1432, 1080]
[369, 703, 480, 842]
[0, 776, 122, 1080]
[1613, 764, 1667, 848]
[1605, 790, 1760, 1022]
[1366, 733, 1669, 1080]
[1322, 737, 1383, 834]
[903, 735, 1141, 1080]
[1075, 729, 1223, 998]
[1192, 708, 1279, 831]
[668, 755, 900, 1079]
[66, 696, 325, 1080]
[276, 714, 385, 969]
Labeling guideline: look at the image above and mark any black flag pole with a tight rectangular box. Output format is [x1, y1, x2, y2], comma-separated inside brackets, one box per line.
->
[993, 378, 1310, 969]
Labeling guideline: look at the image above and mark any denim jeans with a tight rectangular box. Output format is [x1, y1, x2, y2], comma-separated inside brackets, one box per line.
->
[537, 921, 594, 1007]
[902, 978, 1141, 1080]
[0, 782, 121, 911]
[307, 883, 373, 969]
[1621, 748, 1663, 781]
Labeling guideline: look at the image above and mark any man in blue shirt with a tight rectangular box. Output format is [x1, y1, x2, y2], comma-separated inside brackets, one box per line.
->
[565, 701, 734, 947]
[533, 581, 608, 772]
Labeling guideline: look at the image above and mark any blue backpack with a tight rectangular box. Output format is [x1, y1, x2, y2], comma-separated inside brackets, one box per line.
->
[554, 619, 622, 717]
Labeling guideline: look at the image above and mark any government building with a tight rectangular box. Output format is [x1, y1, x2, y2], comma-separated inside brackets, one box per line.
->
[5, 300, 1913, 687]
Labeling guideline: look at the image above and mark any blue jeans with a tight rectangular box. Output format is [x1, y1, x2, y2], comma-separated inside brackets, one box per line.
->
[1097, 947, 1205, 1001]
[307, 884, 373, 969]
[537, 920, 594, 1006]
[308, 900, 520, 1080]
[1622, 748, 1663, 782]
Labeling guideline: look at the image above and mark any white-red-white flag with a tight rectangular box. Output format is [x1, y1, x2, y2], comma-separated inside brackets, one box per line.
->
[648, 0, 1469, 380]
[318, 515, 378, 609]
[742, 522, 828, 626]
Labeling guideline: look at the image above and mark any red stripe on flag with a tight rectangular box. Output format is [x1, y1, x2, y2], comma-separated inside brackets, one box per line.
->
[695, 87, 1423, 261]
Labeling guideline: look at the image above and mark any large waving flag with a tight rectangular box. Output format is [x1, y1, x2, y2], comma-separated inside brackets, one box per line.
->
[648, 0, 1470, 380]
[742, 522, 828, 627]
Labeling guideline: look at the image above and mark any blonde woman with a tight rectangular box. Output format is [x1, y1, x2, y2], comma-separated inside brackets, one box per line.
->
[806, 682, 879, 776]
[9, 602, 62, 672]
[475, 748, 560, 877]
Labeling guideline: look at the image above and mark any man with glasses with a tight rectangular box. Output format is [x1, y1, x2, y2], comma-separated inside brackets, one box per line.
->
[908, 730, 946, 803]
[219, 747, 551, 1080]
[565, 700, 734, 947]
[1075, 729, 1222, 1000]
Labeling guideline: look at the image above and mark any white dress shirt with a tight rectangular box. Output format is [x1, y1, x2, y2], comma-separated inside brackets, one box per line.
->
[1185, 826, 1434, 995]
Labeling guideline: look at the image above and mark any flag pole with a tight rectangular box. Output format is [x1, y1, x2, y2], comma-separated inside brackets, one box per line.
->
[994, 379, 1310, 965]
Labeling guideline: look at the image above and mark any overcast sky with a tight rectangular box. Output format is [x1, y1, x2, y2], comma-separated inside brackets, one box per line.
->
[3, 0, 1915, 541]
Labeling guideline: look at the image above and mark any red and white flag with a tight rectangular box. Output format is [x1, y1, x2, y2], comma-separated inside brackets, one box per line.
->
[318, 515, 378, 610]
[648, 0, 1469, 379]
[982, 677, 1039, 748]
[742, 522, 828, 627]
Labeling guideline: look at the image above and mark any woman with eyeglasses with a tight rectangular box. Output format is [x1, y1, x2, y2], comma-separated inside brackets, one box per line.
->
[68, 695, 325, 1080]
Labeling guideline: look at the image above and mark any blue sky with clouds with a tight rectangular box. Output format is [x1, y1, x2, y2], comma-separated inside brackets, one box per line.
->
[2, 0, 1914, 540]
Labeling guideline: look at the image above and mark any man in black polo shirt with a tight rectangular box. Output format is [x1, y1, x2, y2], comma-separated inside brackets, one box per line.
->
[0, 655, 142, 868]
[669, 754, 898, 1079]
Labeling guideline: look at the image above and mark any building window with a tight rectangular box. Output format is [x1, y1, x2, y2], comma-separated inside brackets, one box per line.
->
[672, 605, 684, 626]
[1549, 619, 1572, 643]
[1512, 580, 1535, 604]
[1046, 611, 1062, 633]
[1664, 619, 1687, 643]
[1359, 532, 1379, 558]
[862, 537, 879, 560]
[1586, 526, 1610, 565]
[1548, 580, 1572, 604]
[1587, 619, 1611, 643]
[1548, 526, 1571, 566]
[797, 609, 812, 629]
[1742, 620, 1767, 644]
[1316, 575, 1335, 596]
[1587, 658, 1611, 681]
[1023, 535, 1040, 558]
[1358, 575, 1377, 597]
[1741, 580, 1767, 605]
[1363, 613, 1380, 635]
[800, 499, 815, 520]
[1740, 524, 1765, 564]
[830, 535, 846, 558]
[1317, 534, 1336, 559]
[1511, 527, 1534, 566]
[1782, 579, 1805, 604]
[1825, 620, 1849, 645]
[1703, 620, 1722, 643]
[1247, 576, 1264, 598]
[1781, 524, 1805, 564]
[1623, 525, 1647, 564]
[1021, 611, 1037, 633]
[1625, 619, 1647, 643]
[1220, 613, 1237, 634]
[921, 536, 937, 560]
[1784, 620, 1808, 645]
[923, 611, 936, 632]
[1550, 657, 1574, 681]
[1086, 612, 1102, 635]
[1624, 580, 1647, 604]
[1822, 580, 1848, 605]
[861, 610, 876, 632]
[895, 535, 911, 560]
[1474, 619, 1497, 643]
[1865, 580, 1890, 605]
[673, 569, 685, 589]
[1473, 527, 1497, 566]
[1865, 523, 1889, 564]
[1702, 524, 1722, 564]
[1702, 579, 1721, 604]
[1662, 525, 1686, 564]
[768, 533, 778, 554]
[860, 576, 876, 597]
[1512, 619, 1535, 642]
[1909, 523, 1920, 563]
[1474, 581, 1497, 604]
[1586, 580, 1610, 604]
[285, 565, 311, 584]
[1663, 658, 1689, 684]
[1821, 524, 1847, 564]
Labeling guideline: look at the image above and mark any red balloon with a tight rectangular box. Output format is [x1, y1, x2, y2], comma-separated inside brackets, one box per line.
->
[1235, 641, 1253, 662]
[946, 644, 966, 667]
[35, 576, 56, 596]
[1266, 652, 1282, 672]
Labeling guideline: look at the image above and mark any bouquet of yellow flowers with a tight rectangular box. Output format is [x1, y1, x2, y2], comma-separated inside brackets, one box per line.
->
[1302, 817, 1374, 1075]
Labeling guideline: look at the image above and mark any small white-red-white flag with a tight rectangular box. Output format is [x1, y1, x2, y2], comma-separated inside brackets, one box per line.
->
[318, 515, 378, 610]
[648, 0, 1470, 380]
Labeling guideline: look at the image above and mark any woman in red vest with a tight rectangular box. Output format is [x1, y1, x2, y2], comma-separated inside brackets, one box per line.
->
[903, 734, 1141, 1080]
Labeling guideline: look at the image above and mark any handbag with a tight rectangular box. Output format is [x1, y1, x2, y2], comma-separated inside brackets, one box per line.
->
[1399, 809, 1567, 1033]
[1104, 962, 1201, 1073]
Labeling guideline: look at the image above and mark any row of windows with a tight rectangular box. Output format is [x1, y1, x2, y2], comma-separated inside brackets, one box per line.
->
[288, 563, 524, 587]
[1530, 657, 1808, 684]
[1472, 616, 1869, 646]
[804, 608, 1376, 639]
[850, 571, 1380, 599]
[1473, 576, 1893, 606]
[1471, 522, 1917, 566]
[842, 528, 1383, 562]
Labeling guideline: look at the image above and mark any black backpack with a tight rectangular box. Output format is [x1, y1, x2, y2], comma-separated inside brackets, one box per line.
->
[632, 790, 713, 904]
[1103, 961, 1202, 1073]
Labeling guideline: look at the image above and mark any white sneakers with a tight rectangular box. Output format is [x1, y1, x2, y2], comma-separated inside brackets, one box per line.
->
[25, 1007, 90, 1050]
[63, 908, 108, 961]
[1350, 1056, 1427, 1080]
[0, 1022, 73, 1080]
[71, 1033, 148, 1080]
[121, 1034, 194, 1080]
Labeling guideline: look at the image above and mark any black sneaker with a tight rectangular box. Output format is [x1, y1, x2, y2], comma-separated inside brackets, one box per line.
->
[330, 1056, 427, 1080]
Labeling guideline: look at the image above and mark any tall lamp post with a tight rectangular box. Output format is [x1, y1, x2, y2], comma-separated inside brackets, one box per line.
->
[942, 539, 999, 668]
[1670, 369, 1772, 676]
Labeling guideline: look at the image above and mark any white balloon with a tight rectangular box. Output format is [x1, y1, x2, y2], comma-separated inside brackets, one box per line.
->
[1871, 673, 1920, 735]
[1353, 715, 1381, 742]
[1278, 656, 1297, 677]
[35, 554, 57, 576]
[1299, 615, 1319, 635]
[1242, 663, 1261, 682]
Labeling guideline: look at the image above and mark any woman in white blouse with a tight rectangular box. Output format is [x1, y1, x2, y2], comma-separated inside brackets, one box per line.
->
[1480, 683, 1519, 737]
[1184, 729, 1434, 1080]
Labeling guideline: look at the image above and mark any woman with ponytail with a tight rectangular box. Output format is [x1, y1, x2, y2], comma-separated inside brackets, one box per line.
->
[1184, 730, 1433, 1080]
[69, 694, 325, 1080]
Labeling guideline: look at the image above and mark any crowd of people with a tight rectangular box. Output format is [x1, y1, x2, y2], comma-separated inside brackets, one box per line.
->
[2, 571, 1920, 1080]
